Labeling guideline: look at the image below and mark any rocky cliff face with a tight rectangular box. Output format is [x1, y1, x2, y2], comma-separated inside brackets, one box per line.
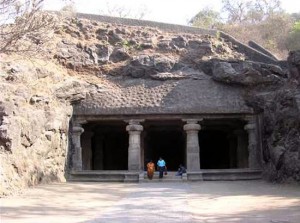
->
[212, 53, 300, 182]
[0, 58, 74, 196]
[259, 51, 300, 182]
[0, 15, 299, 196]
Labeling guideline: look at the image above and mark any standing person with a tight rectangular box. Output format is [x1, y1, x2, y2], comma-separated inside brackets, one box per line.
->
[157, 157, 166, 179]
[146, 160, 155, 180]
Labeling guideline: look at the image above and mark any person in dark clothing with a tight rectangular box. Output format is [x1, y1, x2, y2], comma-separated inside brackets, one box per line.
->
[176, 164, 186, 176]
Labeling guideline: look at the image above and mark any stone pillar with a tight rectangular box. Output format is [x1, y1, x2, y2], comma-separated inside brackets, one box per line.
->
[72, 125, 84, 171]
[244, 118, 260, 169]
[227, 134, 237, 168]
[126, 120, 144, 171]
[183, 119, 201, 171]
[81, 131, 94, 170]
[234, 129, 248, 168]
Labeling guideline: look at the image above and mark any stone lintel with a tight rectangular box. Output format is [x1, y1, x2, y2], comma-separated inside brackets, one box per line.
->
[245, 115, 256, 123]
[73, 118, 88, 125]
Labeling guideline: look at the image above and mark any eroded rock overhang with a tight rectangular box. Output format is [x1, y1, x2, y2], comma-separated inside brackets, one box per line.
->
[73, 76, 254, 116]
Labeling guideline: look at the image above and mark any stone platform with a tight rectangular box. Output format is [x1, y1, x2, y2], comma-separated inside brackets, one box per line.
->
[189, 168, 262, 181]
[68, 170, 140, 182]
[68, 169, 262, 182]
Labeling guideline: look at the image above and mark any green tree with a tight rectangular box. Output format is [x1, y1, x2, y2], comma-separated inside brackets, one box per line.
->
[190, 0, 294, 58]
[189, 7, 222, 29]
[286, 21, 300, 50]
[247, 0, 283, 23]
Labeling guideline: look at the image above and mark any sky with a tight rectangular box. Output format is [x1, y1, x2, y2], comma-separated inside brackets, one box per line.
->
[43, 0, 300, 25]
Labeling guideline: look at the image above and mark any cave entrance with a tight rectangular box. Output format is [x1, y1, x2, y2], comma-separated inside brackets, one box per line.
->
[143, 120, 185, 171]
[81, 121, 128, 170]
[199, 130, 231, 169]
[80, 118, 249, 172]
[199, 119, 248, 169]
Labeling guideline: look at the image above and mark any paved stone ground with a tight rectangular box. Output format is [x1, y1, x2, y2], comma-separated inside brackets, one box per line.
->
[1, 180, 300, 223]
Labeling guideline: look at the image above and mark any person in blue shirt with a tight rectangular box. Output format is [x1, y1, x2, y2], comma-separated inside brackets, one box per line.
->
[157, 157, 166, 179]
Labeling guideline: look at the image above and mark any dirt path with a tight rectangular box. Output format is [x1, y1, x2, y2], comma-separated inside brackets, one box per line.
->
[1, 181, 300, 223]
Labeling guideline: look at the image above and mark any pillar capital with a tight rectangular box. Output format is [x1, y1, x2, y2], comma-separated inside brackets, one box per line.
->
[244, 123, 255, 131]
[184, 123, 201, 131]
[125, 119, 145, 125]
[72, 126, 84, 134]
[244, 116, 256, 131]
[126, 124, 143, 132]
[182, 119, 203, 124]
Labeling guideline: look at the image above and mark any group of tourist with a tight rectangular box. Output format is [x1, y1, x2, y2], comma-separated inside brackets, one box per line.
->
[146, 157, 186, 180]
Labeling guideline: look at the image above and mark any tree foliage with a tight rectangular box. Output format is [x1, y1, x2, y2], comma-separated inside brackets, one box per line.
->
[286, 21, 300, 50]
[221, 0, 283, 23]
[190, 0, 297, 58]
[188, 7, 221, 29]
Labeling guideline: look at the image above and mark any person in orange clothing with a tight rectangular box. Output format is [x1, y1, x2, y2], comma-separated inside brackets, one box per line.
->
[146, 160, 155, 180]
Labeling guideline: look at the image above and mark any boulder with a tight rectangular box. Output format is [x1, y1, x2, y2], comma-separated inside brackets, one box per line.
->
[109, 47, 130, 63]
[212, 61, 284, 86]
[124, 54, 176, 78]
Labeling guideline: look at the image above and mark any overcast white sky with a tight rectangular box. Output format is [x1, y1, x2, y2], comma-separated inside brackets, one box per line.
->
[44, 0, 300, 25]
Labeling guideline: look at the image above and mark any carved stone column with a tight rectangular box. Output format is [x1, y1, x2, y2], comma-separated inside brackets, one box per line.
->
[72, 125, 84, 171]
[81, 131, 94, 170]
[184, 119, 201, 171]
[244, 118, 260, 169]
[234, 129, 248, 168]
[126, 120, 144, 171]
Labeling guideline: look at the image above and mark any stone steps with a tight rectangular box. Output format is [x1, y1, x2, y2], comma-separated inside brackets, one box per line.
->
[142, 171, 185, 182]
[68, 169, 262, 182]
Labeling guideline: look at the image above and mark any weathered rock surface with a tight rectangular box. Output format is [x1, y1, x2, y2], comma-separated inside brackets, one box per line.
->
[1, 15, 299, 197]
[211, 61, 286, 86]
[287, 50, 300, 83]
[0, 59, 74, 196]
[245, 85, 300, 182]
